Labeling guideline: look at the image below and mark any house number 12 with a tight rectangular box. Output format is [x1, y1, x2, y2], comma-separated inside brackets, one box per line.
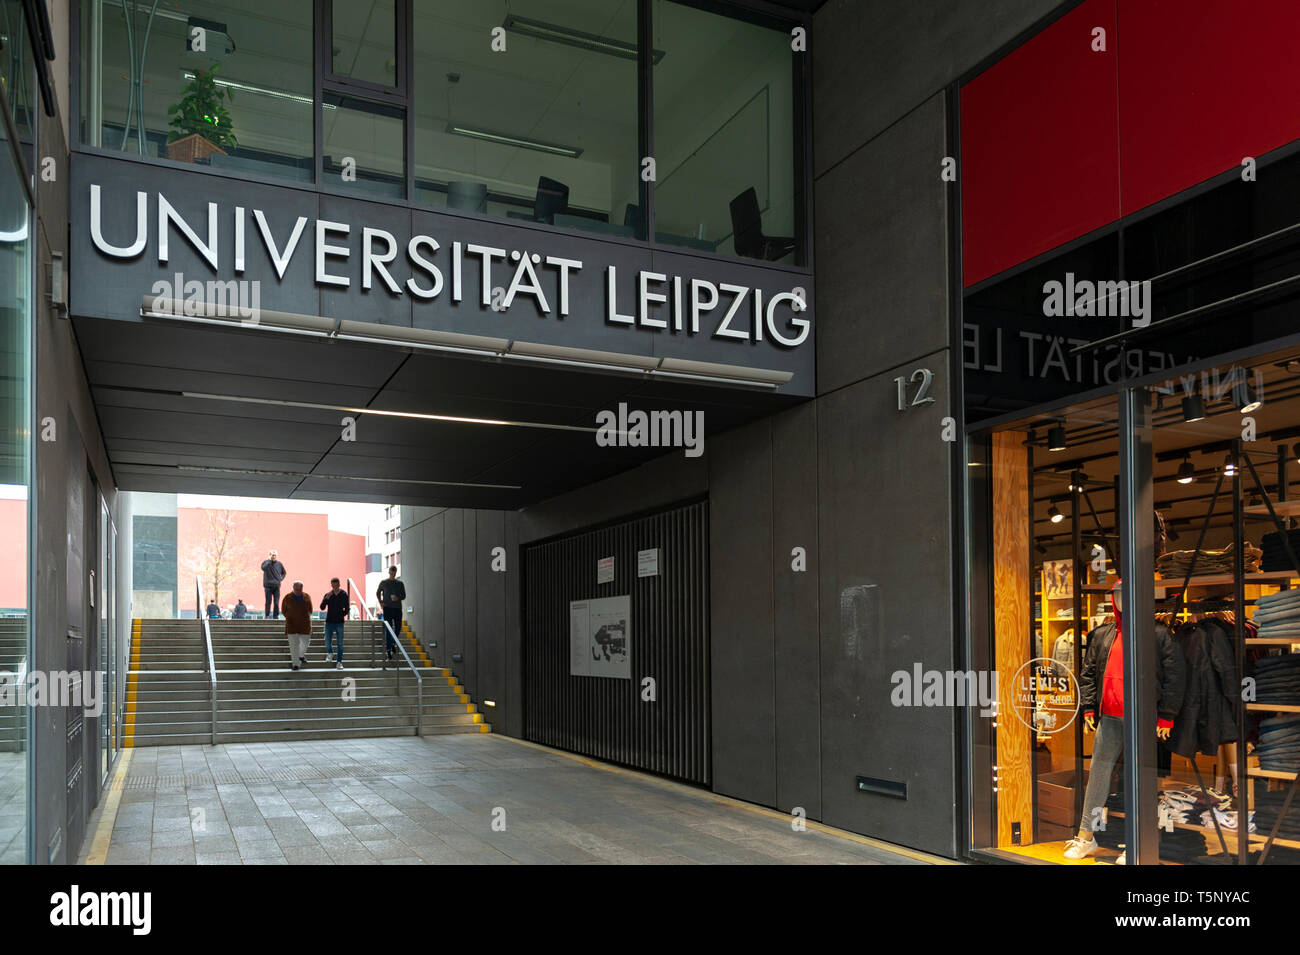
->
[894, 369, 935, 411]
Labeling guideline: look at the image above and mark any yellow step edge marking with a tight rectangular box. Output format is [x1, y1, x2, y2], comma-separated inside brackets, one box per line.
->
[471, 713, 482, 723]
[478, 724, 491, 733]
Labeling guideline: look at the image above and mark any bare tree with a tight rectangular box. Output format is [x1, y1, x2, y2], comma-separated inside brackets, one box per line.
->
[182, 509, 257, 609]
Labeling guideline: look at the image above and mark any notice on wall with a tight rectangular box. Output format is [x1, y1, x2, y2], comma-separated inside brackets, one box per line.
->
[597, 556, 615, 584]
[637, 548, 659, 578]
[569, 596, 631, 679]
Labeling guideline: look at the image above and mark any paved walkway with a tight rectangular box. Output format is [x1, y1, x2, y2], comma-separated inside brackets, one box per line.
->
[80, 735, 945, 865]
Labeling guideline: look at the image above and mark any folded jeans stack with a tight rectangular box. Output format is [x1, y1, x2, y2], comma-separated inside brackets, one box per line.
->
[1256, 714, 1300, 773]
[1252, 654, 1300, 705]
[1157, 541, 1262, 577]
[1261, 529, 1300, 572]
[1253, 590, 1300, 643]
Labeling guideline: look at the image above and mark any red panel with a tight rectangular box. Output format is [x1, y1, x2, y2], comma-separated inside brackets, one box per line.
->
[1119, 0, 1300, 215]
[961, 0, 1120, 287]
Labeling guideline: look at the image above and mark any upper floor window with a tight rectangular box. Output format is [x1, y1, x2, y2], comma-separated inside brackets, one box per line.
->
[79, 0, 315, 182]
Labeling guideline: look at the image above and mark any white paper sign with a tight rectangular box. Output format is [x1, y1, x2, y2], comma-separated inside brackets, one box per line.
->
[597, 556, 615, 584]
[569, 596, 631, 679]
[637, 548, 659, 578]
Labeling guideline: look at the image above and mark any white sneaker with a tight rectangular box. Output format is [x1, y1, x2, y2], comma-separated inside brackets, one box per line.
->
[326, 653, 335, 662]
[335, 662, 344, 670]
[1063, 836, 1098, 859]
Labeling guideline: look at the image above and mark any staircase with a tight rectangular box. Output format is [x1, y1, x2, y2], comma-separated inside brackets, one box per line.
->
[124, 619, 490, 746]
[0, 617, 26, 752]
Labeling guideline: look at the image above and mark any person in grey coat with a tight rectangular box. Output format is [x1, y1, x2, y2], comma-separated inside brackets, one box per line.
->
[261, 550, 287, 619]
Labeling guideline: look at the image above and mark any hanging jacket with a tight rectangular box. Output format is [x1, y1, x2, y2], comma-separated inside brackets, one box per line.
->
[1080, 620, 1186, 726]
[1169, 618, 1241, 757]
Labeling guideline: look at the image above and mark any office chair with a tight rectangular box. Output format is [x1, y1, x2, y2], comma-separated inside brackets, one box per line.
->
[730, 187, 795, 261]
[534, 176, 570, 224]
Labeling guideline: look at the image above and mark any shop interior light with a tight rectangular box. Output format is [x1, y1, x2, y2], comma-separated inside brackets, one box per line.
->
[1223, 453, 1237, 476]
[1069, 470, 1088, 492]
[501, 14, 665, 63]
[1181, 395, 1206, 422]
[1047, 424, 1067, 452]
[1235, 379, 1262, 414]
[1035, 542, 1048, 555]
[1048, 502, 1064, 524]
[1177, 457, 1196, 484]
[1166, 524, 1181, 542]
[180, 70, 333, 108]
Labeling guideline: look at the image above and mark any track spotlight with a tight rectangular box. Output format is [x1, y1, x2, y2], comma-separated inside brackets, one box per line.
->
[1181, 395, 1206, 422]
[1235, 379, 1262, 414]
[1048, 502, 1064, 524]
[1166, 525, 1180, 542]
[1223, 453, 1236, 476]
[1036, 542, 1048, 555]
[1177, 457, 1195, 484]
[1047, 424, 1067, 452]
[1069, 470, 1088, 492]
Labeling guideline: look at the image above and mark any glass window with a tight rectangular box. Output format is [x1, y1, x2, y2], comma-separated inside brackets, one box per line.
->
[322, 92, 405, 197]
[80, 0, 314, 181]
[0, 89, 31, 865]
[331, 0, 398, 87]
[413, 0, 643, 239]
[652, 1, 797, 262]
[0, 0, 36, 165]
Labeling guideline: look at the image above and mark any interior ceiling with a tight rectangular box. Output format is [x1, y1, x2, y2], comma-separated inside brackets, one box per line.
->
[1004, 348, 1300, 553]
[74, 314, 800, 509]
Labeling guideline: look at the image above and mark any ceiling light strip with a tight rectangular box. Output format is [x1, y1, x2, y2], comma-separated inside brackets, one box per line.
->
[165, 463, 520, 489]
[179, 391, 597, 433]
[140, 296, 792, 390]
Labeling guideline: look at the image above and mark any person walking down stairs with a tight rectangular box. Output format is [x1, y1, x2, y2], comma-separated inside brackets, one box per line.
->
[320, 578, 348, 670]
[375, 566, 406, 661]
[281, 581, 314, 671]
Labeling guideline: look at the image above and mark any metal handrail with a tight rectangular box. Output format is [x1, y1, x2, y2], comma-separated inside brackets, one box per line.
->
[195, 576, 218, 745]
[383, 618, 423, 737]
[345, 577, 422, 735]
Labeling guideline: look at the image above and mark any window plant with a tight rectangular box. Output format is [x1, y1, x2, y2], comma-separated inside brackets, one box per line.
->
[165, 63, 237, 162]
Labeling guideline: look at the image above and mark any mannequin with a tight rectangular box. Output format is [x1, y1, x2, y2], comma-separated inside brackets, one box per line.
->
[1063, 578, 1187, 862]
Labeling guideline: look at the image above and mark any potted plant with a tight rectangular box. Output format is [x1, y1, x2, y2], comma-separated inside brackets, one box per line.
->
[166, 64, 237, 163]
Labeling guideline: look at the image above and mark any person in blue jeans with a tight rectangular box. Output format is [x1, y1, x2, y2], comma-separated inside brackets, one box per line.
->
[319, 577, 349, 670]
[376, 566, 406, 660]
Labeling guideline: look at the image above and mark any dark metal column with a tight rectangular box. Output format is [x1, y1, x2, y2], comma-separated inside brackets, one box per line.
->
[1119, 387, 1157, 864]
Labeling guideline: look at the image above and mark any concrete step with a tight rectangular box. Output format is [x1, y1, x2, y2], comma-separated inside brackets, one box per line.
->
[128, 722, 487, 746]
[131, 702, 481, 724]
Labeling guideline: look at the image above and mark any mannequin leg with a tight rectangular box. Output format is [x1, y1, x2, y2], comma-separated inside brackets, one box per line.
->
[1076, 715, 1125, 841]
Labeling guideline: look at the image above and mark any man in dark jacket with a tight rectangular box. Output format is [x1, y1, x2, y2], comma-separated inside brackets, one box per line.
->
[320, 577, 349, 670]
[375, 566, 406, 661]
[261, 550, 287, 619]
[1065, 580, 1187, 862]
[232, 599, 247, 620]
[205, 599, 221, 619]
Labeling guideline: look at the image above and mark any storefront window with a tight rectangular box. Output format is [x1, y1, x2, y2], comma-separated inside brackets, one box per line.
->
[652, 1, 798, 263]
[331, 0, 397, 88]
[412, 0, 642, 238]
[0, 84, 32, 865]
[80, 0, 314, 181]
[971, 397, 1126, 862]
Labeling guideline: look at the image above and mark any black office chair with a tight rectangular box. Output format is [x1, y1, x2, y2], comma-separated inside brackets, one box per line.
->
[534, 176, 569, 224]
[730, 187, 795, 261]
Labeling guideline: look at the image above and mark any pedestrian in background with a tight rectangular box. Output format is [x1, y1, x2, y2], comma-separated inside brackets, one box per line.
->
[320, 577, 349, 670]
[262, 549, 286, 619]
[375, 566, 406, 661]
[232, 598, 247, 620]
[205, 598, 220, 619]
[281, 580, 313, 670]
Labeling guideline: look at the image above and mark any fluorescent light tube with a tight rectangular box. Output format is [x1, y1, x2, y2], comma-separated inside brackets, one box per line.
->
[445, 124, 581, 158]
[502, 14, 664, 64]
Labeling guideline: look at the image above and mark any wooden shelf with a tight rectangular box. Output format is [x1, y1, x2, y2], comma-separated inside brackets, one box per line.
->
[1244, 500, 1300, 518]
[1247, 703, 1300, 713]
[1155, 572, 1295, 592]
[1245, 638, 1300, 646]
[1249, 768, 1299, 781]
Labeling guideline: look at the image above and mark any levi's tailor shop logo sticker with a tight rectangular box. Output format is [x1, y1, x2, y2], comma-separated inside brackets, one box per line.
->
[1009, 657, 1080, 736]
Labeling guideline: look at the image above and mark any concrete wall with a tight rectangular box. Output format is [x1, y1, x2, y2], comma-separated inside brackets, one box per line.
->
[407, 0, 1075, 859]
[30, 25, 127, 863]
